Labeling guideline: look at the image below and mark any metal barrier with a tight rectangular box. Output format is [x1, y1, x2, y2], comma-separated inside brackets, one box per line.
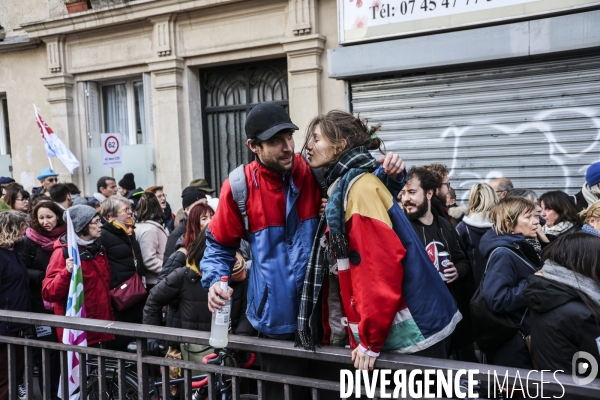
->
[1, 310, 599, 400]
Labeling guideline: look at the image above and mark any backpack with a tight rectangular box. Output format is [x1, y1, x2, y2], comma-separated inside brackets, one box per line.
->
[228, 163, 327, 236]
[229, 165, 250, 237]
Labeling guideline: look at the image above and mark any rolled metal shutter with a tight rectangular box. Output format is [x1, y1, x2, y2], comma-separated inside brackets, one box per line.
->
[351, 55, 600, 202]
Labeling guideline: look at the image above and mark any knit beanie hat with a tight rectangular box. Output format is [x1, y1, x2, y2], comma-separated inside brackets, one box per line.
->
[72, 197, 89, 206]
[65, 205, 98, 233]
[119, 173, 136, 191]
[586, 162, 600, 187]
[181, 186, 206, 209]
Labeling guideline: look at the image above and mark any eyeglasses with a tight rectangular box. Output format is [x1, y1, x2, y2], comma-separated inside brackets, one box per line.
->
[89, 218, 102, 226]
[117, 207, 133, 214]
[46, 178, 58, 183]
[15, 197, 29, 202]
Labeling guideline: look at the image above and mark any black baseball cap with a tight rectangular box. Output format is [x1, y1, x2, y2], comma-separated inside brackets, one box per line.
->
[245, 102, 299, 141]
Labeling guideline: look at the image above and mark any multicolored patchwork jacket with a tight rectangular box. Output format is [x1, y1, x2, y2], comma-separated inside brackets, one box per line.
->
[322, 173, 461, 356]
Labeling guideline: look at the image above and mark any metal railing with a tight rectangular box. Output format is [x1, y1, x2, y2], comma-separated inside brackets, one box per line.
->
[1, 310, 599, 400]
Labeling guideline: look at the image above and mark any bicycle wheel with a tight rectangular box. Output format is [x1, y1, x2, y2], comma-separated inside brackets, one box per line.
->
[86, 370, 139, 400]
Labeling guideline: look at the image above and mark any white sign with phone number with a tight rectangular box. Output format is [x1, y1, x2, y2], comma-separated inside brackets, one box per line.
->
[340, 0, 600, 43]
[345, 0, 538, 30]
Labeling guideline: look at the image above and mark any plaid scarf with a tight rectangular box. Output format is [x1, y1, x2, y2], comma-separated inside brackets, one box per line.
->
[296, 147, 377, 350]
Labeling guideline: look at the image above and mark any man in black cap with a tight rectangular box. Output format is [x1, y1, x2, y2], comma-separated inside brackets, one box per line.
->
[201, 102, 406, 399]
[118, 173, 136, 197]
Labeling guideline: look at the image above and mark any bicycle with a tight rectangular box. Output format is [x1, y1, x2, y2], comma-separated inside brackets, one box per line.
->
[84, 342, 257, 400]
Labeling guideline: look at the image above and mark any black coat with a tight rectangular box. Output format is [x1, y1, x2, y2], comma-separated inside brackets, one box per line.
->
[409, 213, 475, 349]
[455, 220, 491, 287]
[570, 190, 588, 212]
[524, 274, 600, 373]
[100, 222, 145, 289]
[158, 247, 186, 284]
[164, 222, 185, 261]
[479, 230, 542, 368]
[19, 236, 53, 314]
[143, 267, 255, 336]
[100, 222, 146, 324]
[0, 244, 30, 335]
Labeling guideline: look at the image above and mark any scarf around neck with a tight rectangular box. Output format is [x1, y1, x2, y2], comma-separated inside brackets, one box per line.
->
[26, 225, 67, 253]
[542, 260, 600, 307]
[543, 220, 574, 236]
[582, 224, 600, 238]
[108, 218, 135, 235]
[297, 147, 377, 351]
[581, 183, 600, 207]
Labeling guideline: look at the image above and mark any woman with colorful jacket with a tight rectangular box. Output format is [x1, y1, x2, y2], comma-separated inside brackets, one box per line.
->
[42, 205, 114, 346]
[297, 110, 460, 370]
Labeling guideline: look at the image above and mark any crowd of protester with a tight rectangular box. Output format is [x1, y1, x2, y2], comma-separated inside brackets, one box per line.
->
[0, 101, 599, 400]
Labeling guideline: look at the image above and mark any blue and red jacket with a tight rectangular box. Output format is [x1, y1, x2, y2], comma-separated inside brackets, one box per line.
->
[201, 155, 322, 334]
[201, 155, 402, 335]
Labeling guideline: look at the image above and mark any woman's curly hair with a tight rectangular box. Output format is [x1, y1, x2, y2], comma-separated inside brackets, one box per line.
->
[0, 211, 29, 248]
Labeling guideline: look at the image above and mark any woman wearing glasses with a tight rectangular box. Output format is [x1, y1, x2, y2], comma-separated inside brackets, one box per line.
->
[146, 186, 176, 233]
[42, 205, 115, 347]
[5, 186, 30, 213]
[99, 196, 146, 350]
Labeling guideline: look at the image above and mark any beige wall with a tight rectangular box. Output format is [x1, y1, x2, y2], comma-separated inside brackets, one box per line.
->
[0, 45, 73, 190]
[1, 0, 346, 204]
[0, 0, 65, 32]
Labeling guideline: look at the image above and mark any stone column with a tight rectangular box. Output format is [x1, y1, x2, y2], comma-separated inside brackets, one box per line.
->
[282, 35, 326, 149]
[147, 14, 191, 209]
[148, 57, 188, 209]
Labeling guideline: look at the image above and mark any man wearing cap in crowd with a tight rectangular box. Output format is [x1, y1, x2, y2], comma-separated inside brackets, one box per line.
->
[163, 186, 207, 260]
[118, 173, 136, 198]
[32, 167, 59, 196]
[572, 161, 600, 211]
[201, 102, 407, 399]
[173, 178, 215, 227]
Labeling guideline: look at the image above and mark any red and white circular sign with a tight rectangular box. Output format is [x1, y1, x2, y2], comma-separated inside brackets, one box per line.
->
[104, 135, 120, 155]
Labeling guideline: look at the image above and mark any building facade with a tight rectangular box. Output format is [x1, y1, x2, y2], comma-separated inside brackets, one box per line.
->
[329, 1, 600, 200]
[0, 0, 346, 205]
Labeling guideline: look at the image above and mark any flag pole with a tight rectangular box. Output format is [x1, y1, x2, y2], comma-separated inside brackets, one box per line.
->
[111, 168, 114, 178]
[47, 157, 54, 171]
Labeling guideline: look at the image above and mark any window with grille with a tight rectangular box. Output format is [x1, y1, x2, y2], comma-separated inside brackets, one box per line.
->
[201, 60, 289, 191]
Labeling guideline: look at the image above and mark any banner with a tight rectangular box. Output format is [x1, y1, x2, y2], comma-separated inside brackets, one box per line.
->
[61, 210, 88, 400]
[34, 105, 80, 174]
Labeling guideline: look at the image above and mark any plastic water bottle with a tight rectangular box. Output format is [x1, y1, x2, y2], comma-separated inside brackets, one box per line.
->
[209, 276, 230, 348]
